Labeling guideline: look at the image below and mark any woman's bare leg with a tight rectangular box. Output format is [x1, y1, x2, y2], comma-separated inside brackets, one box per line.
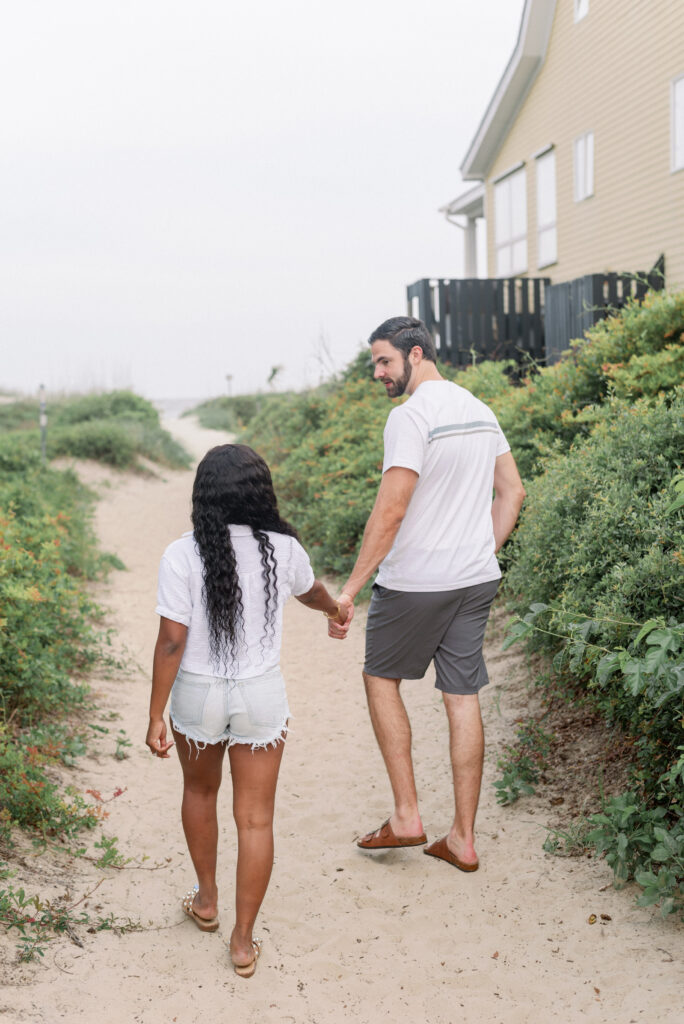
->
[173, 727, 225, 920]
[227, 739, 285, 967]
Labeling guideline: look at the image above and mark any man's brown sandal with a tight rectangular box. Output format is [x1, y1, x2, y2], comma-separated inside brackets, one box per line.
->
[423, 836, 479, 872]
[356, 818, 427, 849]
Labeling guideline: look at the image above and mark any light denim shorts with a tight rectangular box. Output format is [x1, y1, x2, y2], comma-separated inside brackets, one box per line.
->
[170, 666, 290, 753]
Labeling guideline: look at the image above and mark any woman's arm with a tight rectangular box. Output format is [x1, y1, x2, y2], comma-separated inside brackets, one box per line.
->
[295, 578, 350, 634]
[146, 616, 188, 758]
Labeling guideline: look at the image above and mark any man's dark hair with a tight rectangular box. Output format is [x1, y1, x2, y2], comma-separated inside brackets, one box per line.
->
[367, 316, 437, 363]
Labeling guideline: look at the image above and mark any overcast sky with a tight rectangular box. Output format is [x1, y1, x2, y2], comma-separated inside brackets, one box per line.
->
[1, 0, 525, 401]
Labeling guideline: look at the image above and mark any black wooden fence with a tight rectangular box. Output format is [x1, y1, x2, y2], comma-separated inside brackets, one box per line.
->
[407, 257, 665, 367]
[406, 276, 550, 366]
[545, 258, 665, 364]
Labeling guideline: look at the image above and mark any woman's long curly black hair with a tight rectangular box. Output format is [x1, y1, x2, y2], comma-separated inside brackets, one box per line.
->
[192, 444, 299, 669]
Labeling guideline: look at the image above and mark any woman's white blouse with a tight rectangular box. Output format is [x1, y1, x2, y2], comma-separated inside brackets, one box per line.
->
[156, 526, 315, 679]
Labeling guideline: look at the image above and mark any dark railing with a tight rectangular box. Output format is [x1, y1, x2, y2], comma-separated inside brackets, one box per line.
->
[406, 276, 551, 366]
[407, 257, 665, 367]
[544, 257, 665, 364]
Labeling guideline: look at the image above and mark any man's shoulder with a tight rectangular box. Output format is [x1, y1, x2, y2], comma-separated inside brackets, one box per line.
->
[410, 379, 494, 417]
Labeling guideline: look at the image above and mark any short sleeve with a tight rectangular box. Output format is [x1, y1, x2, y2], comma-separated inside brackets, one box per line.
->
[495, 420, 511, 457]
[156, 555, 192, 626]
[290, 539, 315, 597]
[382, 405, 427, 475]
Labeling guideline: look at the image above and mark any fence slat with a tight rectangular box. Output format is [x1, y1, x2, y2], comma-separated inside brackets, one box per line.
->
[406, 266, 663, 368]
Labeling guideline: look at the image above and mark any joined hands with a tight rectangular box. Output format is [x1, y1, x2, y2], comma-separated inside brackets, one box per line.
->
[327, 592, 354, 639]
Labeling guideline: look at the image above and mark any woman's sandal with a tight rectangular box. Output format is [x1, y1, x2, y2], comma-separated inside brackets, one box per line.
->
[181, 885, 219, 932]
[233, 937, 262, 979]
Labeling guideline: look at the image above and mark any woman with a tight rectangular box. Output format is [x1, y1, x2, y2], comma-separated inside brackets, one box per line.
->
[146, 444, 348, 977]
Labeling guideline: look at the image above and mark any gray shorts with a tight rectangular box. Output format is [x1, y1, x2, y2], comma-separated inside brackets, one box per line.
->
[363, 579, 500, 695]
[170, 665, 290, 753]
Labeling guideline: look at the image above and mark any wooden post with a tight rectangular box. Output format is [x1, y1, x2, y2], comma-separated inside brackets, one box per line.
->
[39, 384, 47, 466]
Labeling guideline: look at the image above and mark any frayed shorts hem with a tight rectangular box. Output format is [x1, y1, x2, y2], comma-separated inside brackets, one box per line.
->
[170, 715, 290, 755]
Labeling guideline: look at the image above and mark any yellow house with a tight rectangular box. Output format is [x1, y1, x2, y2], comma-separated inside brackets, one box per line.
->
[444, 0, 684, 287]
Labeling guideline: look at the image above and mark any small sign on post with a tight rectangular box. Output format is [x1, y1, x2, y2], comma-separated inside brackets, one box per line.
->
[39, 384, 47, 465]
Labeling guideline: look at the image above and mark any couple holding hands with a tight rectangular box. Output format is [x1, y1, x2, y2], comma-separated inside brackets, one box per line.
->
[146, 316, 525, 978]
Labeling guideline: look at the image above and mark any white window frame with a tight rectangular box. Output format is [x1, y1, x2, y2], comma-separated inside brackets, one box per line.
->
[574, 0, 589, 22]
[536, 147, 557, 268]
[493, 165, 527, 277]
[672, 73, 684, 173]
[574, 131, 594, 201]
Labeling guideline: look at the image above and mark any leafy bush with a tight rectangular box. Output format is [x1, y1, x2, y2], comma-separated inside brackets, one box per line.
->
[51, 390, 160, 427]
[188, 391, 297, 433]
[0, 400, 41, 433]
[0, 724, 99, 844]
[243, 377, 390, 580]
[0, 392, 190, 470]
[0, 477, 107, 726]
[0, 388, 182, 855]
[493, 721, 553, 805]
[504, 393, 683, 633]
[587, 793, 684, 919]
[484, 289, 684, 479]
[49, 418, 189, 469]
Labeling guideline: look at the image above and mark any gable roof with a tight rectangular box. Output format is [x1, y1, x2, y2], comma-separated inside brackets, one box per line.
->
[460, 0, 557, 181]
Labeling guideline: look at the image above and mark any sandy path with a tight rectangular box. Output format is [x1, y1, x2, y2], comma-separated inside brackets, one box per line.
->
[4, 416, 682, 1023]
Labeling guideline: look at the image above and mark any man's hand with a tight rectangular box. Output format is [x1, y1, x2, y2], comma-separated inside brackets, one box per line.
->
[327, 592, 354, 639]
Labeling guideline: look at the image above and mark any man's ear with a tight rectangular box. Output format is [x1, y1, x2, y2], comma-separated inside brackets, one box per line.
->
[409, 345, 423, 364]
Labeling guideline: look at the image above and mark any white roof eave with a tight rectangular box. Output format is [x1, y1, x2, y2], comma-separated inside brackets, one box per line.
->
[460, 0, 557, 181]
[439, 182, 485, 219]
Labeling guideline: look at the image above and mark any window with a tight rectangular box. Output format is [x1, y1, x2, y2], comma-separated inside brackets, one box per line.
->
[536, 149, 557, 267]
[673, 74, 684, 172]
[574, 131, 594, 201]
[494, 167, 527, 276]
[574, 0, 589, 21]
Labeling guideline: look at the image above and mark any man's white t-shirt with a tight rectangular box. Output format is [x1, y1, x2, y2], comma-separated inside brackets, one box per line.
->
[156, 525, 315, 678]
[376, 379, 510, 592]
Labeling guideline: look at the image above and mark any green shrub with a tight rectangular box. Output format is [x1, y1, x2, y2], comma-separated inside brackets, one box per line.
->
[48, 421, 138, 467]
[485, 289, 684, 479]
[48, 418, 189, 469]
[0, 432, 42, 473]
[0, 500, 101, 725]
[493, 721, 553, 805]
[587, 792, 684, 919]
[187, 391, 296, 433]
[504, 393, 683, 640]
[243, 377, 390, 579]
[0, 400, 40, 434]
[0, 392, 189, 471]
[0, 724, 99, 843]
[52, 390, 159, 427]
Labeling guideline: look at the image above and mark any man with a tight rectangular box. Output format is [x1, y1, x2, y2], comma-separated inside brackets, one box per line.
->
[331, 316, 525, 871]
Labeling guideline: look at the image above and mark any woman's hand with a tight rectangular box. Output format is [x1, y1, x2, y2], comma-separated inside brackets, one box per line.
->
[146, 717, 175, 759]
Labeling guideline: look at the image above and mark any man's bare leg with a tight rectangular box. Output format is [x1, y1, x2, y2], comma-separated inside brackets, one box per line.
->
[362, 672, 424, 837]
[442, 692, 483, 867]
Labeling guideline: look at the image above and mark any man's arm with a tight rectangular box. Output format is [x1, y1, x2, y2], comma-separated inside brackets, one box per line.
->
[339, 466, 418, 602]
[492, 451, 526, 553]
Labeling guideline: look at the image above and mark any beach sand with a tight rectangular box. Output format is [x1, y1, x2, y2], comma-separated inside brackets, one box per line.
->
[2, 415, 682, 1023]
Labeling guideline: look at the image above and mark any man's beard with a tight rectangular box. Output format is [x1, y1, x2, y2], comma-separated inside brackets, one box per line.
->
[385, 355, 412, 398]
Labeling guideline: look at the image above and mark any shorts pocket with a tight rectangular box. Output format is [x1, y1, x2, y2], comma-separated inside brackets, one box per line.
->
[239, 675, 288, 729]
[170, 677, 211, 729]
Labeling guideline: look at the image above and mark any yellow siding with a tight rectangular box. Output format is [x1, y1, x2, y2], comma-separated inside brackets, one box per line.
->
[485, 0, 684, 286]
